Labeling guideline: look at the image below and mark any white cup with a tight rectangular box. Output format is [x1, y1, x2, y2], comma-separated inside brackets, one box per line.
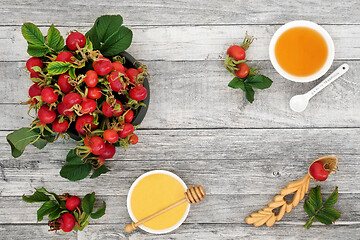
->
[269, 20, 335, 82]
[126, 170, 190, 234]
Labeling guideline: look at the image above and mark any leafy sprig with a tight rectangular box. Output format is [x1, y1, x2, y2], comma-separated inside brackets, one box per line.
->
[22, 23, 64, 57]
[304, 186, 340, 229]
[228, 74, 272, 103]
[23, 188, 106, 232]
[225, 34, 272, 103]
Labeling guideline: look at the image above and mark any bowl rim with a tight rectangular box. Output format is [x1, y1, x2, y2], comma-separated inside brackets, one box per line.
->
[126, 170, 190, 234]
[269, 20, 335, 82]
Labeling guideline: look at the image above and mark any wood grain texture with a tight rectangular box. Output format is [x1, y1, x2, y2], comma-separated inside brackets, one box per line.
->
[1, 1, 360, 239]
[1, 61, 360, 130]
[0, 25, 360, 61]
[0, 129, 359, 196]
[77, 224, 360, 240]
[0, 0, 359, 26]
[0, 192, 358, 224]
[0, 225, 77, 240]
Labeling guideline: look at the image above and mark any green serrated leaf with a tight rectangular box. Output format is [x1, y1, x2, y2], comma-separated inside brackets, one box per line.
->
[91, 201, 106, 219]
[68, 67, 76, 79]
[27, 44, 49, 57]
[303, 200, 315, 216]
[22, 23, 45, 45]
[82, 192, 96, 215]
[245, 75, 273, 90]
[323, 186, 338, 208]
[47, 61, 71, 75]
[84, 37, 93, 51]
[48, 209, 67, 220]
[228, 77, 245, 91]
[22, 191, 50, 203]
[54, 36, 64, 52]
[37, 201, 59, 222]
[94, 15, 123, 42]
[322, 208, 341, 221]
[32, 138, 47, 150]
[309, 186, 322, 210]
[244, 84, 255, 103]
[85, 27, 100, 50]
[90, 164, 110, 178]
[315, 211, 333, 225]
[66, 149, 83, 165]
[100, 26, 133, 56]
[60, 163, 93, 181]
[47, 24, 61, 50]
[7, 127, 41, 158]
[35, 187, 60, 205]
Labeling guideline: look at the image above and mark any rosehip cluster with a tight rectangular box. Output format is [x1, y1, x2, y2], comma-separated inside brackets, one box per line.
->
[26, 31, 148, 169]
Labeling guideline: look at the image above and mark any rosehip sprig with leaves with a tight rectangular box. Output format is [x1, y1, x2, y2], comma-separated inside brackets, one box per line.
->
[225, 33, 273, 103]
[23, 188, 106, 232]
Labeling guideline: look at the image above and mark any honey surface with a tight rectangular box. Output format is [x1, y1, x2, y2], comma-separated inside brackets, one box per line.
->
[130, 173, 188, 230]
[275, 27, 328, 76]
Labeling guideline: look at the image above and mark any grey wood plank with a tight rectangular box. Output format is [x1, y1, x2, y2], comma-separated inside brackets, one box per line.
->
[0, 25, 359, 61]
[0, 129, 359, 196]
[0, 225, 77, 240]
[0, 192, 357, 224]
[1, 61, 360, 130]
[77, 223, 360, 240]
[0, 0, 359, 26]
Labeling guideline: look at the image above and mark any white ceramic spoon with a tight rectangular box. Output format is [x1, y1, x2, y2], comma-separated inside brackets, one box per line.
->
[290, 63, 350, 112]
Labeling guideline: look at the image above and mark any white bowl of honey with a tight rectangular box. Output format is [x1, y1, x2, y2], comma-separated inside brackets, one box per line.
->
[269, 20, 334, 82]
[127, 170, 190, 234]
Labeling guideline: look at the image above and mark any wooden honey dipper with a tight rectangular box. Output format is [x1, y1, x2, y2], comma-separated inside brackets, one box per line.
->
[125, 185, 206, 232]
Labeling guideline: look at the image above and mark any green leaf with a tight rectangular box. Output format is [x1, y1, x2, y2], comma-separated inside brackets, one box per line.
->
[32, 138, 47, 150]
[303, 200, 315, 216]
[7, 128, 41, 158]
[91, 201, 106, 219]
[22, 23, 45, 45]
[86, 15, 132, 55]
[309, 186, 322, 210]
[68, 67, 76, 80]
[323, 186, 338, 208]
[101, 26, 133, 56]
[27, 44, 49, 57]
[55, 36, 64, 52]
[82, 192, 96, 215]
[22, 191, 50, 203]
[245, 75, 273, 89]
[85, 27, 100, 50]
[315, 211, 333, 225]
[48, 209, 68, 220]
[35, 187, 60, 204]
[37, 201, 59, 222]
[60, 163, 93, 181]
[95, 15, 123, 41]
[244, 84, 255, 103]
[47, 61, 71, 75]
[47, 24, 62, 50]
[322, 208, 341, 221]
[90, 164, 110, 178]
[228, 77, 245, 91]
[66, 149, 83, 165]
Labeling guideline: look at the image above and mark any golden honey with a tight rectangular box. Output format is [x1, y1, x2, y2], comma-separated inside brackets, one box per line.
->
[130, 173, 188, 230]
[275, 27, 328, 76]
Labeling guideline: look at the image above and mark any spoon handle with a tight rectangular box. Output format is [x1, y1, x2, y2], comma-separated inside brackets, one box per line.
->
[306, 63, 349, 99]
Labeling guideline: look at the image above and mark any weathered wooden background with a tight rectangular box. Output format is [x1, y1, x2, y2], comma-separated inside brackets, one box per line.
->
[0, 1, 359, 239]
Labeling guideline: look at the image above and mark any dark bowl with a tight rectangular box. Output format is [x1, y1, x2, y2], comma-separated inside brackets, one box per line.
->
[66, 51, 150, 141]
